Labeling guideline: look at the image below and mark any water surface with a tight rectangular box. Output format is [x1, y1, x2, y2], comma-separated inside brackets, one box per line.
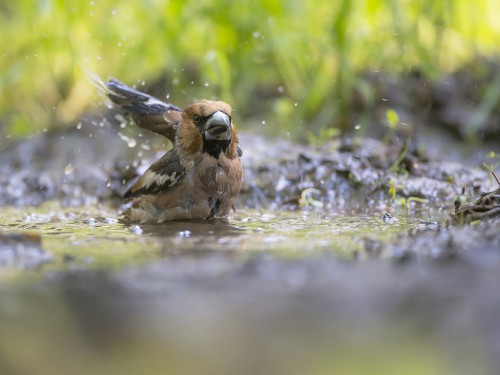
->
[0, 202, 435, 276]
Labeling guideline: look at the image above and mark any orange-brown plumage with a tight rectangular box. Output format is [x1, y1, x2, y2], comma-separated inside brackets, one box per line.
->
[106, 80, 243, 223]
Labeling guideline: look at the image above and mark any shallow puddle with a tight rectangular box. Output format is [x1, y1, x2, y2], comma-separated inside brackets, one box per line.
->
[0, 202, 443, 276]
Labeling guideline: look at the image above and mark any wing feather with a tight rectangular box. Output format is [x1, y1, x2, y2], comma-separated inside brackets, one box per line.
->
[106, 79, 182, 142]
[124, 151, 184, 198]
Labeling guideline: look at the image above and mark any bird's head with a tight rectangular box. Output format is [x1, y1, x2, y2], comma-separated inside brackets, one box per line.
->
[178, 100, 239, 159]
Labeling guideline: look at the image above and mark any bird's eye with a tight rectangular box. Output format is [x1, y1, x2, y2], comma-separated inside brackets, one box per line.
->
[193, 114, 201, 124]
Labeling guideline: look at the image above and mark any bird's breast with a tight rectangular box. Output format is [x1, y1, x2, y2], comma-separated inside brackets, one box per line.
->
[193, 154, 242, 203]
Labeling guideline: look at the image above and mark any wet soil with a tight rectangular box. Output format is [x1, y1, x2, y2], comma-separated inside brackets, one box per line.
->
[1, 117, 500, 374]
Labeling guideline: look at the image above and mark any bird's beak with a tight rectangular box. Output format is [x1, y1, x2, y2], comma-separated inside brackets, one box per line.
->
[204, 111, 231, 141]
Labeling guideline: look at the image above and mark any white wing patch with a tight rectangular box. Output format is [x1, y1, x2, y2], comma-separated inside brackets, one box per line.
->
[142, 170, 180, 189]
[144, 97, 169, 107]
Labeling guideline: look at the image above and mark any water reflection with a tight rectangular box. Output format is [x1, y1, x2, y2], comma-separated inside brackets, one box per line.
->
[137, 218, 246, 238]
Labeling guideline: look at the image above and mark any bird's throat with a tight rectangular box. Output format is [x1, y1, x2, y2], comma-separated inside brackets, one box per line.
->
[202, 139, 230, 159]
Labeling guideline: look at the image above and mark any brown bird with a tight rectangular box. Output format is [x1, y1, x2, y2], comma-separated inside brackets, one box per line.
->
[105, 79, 243, 223]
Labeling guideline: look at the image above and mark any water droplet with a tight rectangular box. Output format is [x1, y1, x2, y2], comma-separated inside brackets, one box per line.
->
[178, 230, 191, 238]
[85, 218, 98, 226]
[261, 120, 266, 125]
[204, 82, 210, 87]
[253, 31, 261, 38]
[118, 132, 137, 148]
[382, 213, 397, 224]
[76, 122, 82, 130]
[129, 225, 143, 234]
[354, 124, 361, 130]
[294, 102, 298, 107]
[64, 163, 74, 175]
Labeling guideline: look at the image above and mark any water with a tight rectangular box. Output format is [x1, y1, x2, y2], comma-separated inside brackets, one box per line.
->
[0, 202, 426, 276]
[0, 203, 496, 375]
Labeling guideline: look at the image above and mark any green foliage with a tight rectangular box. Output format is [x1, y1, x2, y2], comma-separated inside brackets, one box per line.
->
[387, 178, 428, 208]
[482, 151, 500, 185]
[390, 143, 409, 173]
[383, 108, 401, 146]
[386, 109, 400, 130]
[1, 0, 500, 138]
[299, 188, 324, 209]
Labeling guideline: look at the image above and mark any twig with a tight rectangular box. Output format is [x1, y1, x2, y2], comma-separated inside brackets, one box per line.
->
[492, 171, 500, 187]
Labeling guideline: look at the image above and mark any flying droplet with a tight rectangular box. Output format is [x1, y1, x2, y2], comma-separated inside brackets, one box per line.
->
[64, 163, 74, 175]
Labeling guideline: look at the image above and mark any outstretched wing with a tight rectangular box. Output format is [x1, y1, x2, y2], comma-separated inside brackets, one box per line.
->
[124, 151, 184, 198]
[106, 79, 182, 142]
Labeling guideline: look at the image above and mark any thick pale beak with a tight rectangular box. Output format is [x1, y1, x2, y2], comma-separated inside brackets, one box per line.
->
[204, 111, 231, 141]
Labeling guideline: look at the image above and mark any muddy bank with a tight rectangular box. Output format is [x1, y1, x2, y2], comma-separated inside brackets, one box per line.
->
[0, 117, 496, 213]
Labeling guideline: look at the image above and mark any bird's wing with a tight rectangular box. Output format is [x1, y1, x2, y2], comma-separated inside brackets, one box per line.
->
[124, 151, 185, 198]
[106, 78, 182, 142]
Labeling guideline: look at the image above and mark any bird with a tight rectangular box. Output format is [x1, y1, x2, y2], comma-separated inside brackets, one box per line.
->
[104, 79, 243, 223]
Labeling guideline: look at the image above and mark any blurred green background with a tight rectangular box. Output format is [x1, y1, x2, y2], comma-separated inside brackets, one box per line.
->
[1, 0, 499, 139]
